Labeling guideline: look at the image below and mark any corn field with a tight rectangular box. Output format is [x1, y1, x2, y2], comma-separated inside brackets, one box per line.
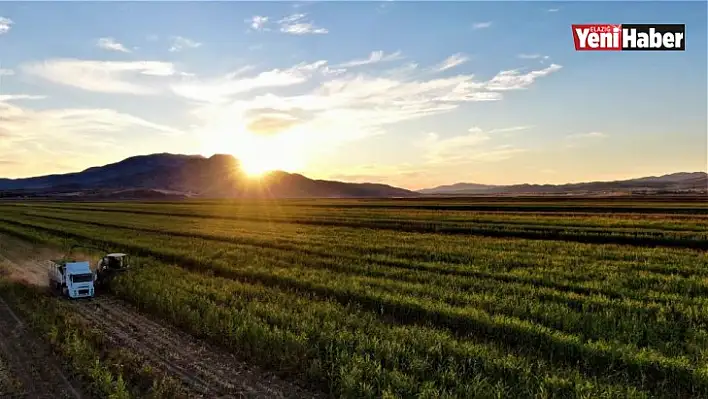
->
[0, 198, 706, 398]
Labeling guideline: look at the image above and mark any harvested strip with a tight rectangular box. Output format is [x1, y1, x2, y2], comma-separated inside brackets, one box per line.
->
[71, 297, 318, 398]
[0, 296, 85, 399]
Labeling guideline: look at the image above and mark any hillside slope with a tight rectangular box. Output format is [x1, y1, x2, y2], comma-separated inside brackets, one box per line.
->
[419, 172, 708, 195]
[0, 154, 415, 199]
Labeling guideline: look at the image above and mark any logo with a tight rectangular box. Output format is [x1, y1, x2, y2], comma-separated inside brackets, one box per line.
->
[572, 24, 685, 51]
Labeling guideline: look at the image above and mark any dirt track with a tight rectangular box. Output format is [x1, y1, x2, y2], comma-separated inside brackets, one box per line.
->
[0, 295, 86, 399]
[0, 234, 321, 398]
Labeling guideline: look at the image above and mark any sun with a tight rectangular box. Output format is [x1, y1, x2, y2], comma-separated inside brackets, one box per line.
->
[239, 156, 281, 177]
[234, 136, 305, 178]
[199, 122, 307, 178]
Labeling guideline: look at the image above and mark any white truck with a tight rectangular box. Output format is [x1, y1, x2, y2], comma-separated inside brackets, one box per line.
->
[48, 259, 95, 299]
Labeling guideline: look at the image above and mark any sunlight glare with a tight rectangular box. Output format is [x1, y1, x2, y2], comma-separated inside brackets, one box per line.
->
[200, 122, 306, 178]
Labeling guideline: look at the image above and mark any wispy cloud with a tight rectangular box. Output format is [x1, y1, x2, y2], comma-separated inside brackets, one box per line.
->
[247, 15, 269, 31]
[0, 68, 14, 76]
[485, 64, 562, 90]
[517, 54, 542, 59]
[0, 99, 184, 176]
[0, 17, 12, 35]
[178, 56, 561, 162]
[335, 50, 402, 68]
[0, 94, 46, 102]
[422, 126, 527, 164]
[547, 8, 560, 12]
[278, 13, 328, 35]
[171, 60, 335, 103]
[169, 36, 202, 52]
[96, 37, 132, 53]
[489, 126, 533, 134]
[472, 21, 493, 30]
[434, 53, 469, 72]
[22, 59, 177, 95]
[0, 100, 183, 142]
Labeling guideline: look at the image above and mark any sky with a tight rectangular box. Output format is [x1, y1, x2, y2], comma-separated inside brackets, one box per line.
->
[0, 1, 705, 190]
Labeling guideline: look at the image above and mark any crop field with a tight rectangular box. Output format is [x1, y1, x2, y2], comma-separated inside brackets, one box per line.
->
[0, 198, 707, 398]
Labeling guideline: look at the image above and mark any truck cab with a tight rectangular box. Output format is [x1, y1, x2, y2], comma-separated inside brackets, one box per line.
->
[48, 260, 95, 299]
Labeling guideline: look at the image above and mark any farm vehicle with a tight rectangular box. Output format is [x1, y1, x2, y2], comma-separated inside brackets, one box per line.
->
[47, 245, 131, 299]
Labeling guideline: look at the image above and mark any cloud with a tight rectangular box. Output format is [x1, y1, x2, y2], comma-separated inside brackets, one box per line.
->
[278, 13, 328, 35]
[472, 21, 492, 30]
[171, 60, 340, 103]
[246, 112, 302, 135]
[434, 53, 469, 72]
[247, 15, 269, 31]
[169, 36, 202, 52]
[0, 68, 14, 76]
[547, 8, 560, 12]
[0, 99, 184, 177]
[22, 59, 177, 95]
[96, 37, 131, 53]
[323, 163, 422, 184]
[0, 99, 183, 143]
[489, 125, 533, 134]
[485, 64, 562, 91]
[335, 51, 403, 68]
[518, 54, 542, 59]
[0, 17, 12, 35]
[422, 127, 527, 164]
[182, 60, 559, 167]
[0, 94, 47, 102]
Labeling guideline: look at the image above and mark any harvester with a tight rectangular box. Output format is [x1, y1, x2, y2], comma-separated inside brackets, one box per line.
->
[47, 245, 131, 298]
[94, 252, 131, 289]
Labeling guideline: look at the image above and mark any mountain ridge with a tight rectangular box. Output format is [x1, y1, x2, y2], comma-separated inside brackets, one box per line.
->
[1, 154, 705, 198]
[0, 153, 414, 199]
[418, 172, 708, 195]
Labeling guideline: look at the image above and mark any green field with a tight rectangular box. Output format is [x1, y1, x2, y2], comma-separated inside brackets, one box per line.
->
[0, 198, 707, 398]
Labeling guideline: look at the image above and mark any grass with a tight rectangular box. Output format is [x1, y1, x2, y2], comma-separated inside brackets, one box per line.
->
[0, 198, 706, 398]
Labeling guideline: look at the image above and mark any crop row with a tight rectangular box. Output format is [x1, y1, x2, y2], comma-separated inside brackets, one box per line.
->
[3, 211, 708, 298]
[8, 202, 708, 226]
[0, 211, 707, 396]
[8, 197, 707, 213]
[8, 207, 708, 280]
[0, 221, 662, 398]
[4, 204, 706, 249]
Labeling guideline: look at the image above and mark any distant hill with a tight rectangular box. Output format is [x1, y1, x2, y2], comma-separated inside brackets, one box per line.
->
[419, 172, 708, 195]
[0, 153, 415, 199]
[2, 154, 705, 199]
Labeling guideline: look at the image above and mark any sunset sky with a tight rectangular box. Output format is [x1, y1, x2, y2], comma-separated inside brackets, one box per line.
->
[0, 1, 705, 190]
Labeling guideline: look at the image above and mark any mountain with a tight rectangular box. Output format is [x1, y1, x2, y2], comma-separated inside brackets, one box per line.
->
[2, 155, 705, 199]
[419, 172, 708, 195]
[0, 153, 415, 199]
